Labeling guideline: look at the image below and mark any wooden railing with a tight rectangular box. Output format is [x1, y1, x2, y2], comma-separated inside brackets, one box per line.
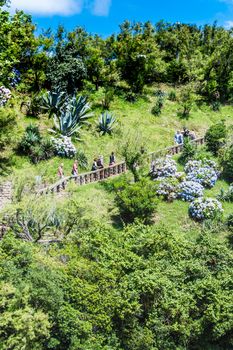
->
[37, 137, 205, 195]
[148, 137, 205, 160]
[37, 161, 127, 195]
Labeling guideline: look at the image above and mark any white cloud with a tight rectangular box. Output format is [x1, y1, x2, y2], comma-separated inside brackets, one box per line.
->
[10, 0, 83, 16]
[224, 20, 233, 28]
[92, 0, 112, 16]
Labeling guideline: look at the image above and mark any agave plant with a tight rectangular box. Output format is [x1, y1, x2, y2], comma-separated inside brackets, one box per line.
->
[40, 90, 66, 119]
[97, 112, 117, 135]
[51, 95, 92, 137]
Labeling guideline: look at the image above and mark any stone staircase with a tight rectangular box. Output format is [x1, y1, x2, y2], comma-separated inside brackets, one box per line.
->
[0, 181, 12, 211]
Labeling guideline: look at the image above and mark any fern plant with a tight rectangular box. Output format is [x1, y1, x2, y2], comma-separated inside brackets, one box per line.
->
[97, 112, 117, 135]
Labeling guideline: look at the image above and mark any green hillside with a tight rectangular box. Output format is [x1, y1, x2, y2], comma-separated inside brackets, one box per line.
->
[0, 3, 233, 349]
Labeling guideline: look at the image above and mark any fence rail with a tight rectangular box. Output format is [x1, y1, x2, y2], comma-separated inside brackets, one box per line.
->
[148, 137, 205, 160]
[37, 161, 127, 195]
[37, 137, 205, 196]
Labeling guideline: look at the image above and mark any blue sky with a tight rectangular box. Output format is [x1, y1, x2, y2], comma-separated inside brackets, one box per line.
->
[9, 0, 233, 36]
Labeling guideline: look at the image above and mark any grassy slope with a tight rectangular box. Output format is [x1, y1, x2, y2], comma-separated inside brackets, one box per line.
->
[2, 85, 232, 235]
[10, 85, 233, 183]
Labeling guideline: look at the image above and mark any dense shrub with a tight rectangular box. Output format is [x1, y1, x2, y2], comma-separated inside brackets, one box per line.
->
[220, 144, 233, 182]
[189, 198, 223, 221]
[226, 214, 233, 231]
[18, 125, 55, 163]
[151, 97, 164, 116]
[218, 184, 233, 202]
[168, 89, 176, 101]
[205, 121, 227, 155]
[115, 179, 158, 223]
[178, 137, 196, 164]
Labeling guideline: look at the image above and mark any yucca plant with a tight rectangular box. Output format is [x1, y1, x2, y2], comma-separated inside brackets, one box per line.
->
[97, 112, 117, 135]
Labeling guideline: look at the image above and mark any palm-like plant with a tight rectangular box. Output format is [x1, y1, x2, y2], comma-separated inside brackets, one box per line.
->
[40, 90, 66, 119]
[97, 112, 117, 135]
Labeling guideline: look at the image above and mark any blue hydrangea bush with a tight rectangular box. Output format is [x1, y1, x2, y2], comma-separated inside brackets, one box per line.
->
[151, 156, 177, 179]
[51, 136, 76, 158]
[178, 181, 204, 202]
[185, 159, 219, 188]
[189, 198, 223, 221]
[155, 177, 179, 201]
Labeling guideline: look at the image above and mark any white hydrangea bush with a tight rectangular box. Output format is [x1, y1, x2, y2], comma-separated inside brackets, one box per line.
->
[0, 86, 11, 106]
[189, 198, 223, 221]
[51, 136, 76, 158]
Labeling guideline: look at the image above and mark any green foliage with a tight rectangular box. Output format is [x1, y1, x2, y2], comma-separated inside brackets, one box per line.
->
[212, 100, 221, 111]
[220, 143, 233, 182]
[178, 137, 196, 164]
[151, 96, 164, 116]
[226, 214, 233, 231]
[114, 178, 158, 223]
[18, 124, 55, 163]
[119, 131, 146, 182]
[178, 85, 195, 119]
[47, 50, 87, 94]
[168, 89, 177, 101]
[102, 86, 115, 109]
[0, 108, 16, 174]
[76, 149, 88, 170]
[0, 221, 233, 349]
[97, 112, 117, 135]
[205, 121, 227, 155]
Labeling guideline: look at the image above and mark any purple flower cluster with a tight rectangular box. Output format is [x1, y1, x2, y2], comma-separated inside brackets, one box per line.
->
[189, 198, 223, 221]
[0, 86, 11, 106]
[178, 181, 204, 202]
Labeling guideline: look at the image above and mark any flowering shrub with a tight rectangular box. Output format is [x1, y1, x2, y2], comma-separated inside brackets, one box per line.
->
[178, 181, 204, 201]
[0, 86, 11, 106]
[185, 159, 218, 188]
[155, 177, 179, 201]
[189, 198, 223, 221]
[151, 156, 177, 179]
[51, 136, 76, 158]
[186, 167, 218, 188]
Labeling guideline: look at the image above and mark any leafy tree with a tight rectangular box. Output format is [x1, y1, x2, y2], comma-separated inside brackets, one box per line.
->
[119, 131, 146, 182]
[0, 108, 16, 174]
[220, 143, 233, 182]
[115, 178, 158, 224]
[205, 121, 227, 155]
